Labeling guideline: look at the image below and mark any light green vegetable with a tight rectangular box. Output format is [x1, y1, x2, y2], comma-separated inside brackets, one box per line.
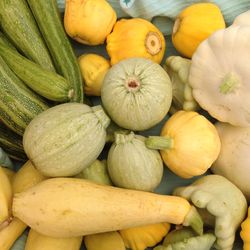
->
[164, 56, 199, 114]
[174, 175, 247, 250]
[107, 131, 163, 191]
[154, 228, 216, 250]
[0, 148, 13, 169]
[76, 160, 112, 186]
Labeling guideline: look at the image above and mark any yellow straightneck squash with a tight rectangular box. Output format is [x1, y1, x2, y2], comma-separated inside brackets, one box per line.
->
[172, 3, 225, 58]
[106, 18, 165, 65]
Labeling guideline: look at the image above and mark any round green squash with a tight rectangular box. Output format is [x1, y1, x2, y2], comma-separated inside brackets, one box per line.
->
[107, 132, 164, 191]
[101, 57, 172, 131]
[23, 103, 110, 177]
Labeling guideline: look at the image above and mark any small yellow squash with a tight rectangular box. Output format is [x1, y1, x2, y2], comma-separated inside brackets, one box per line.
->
[64, 0, 117, 45]
[106, 18, 165, 65]
[241, 207, 250, 250]
[78, 54, 110, 96]
[119, 223, 170, 250]
[146, 111, 221, 178]
[172, 3, 225, 58]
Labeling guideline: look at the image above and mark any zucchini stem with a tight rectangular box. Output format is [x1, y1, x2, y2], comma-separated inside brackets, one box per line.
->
[145, 136, 173, 150]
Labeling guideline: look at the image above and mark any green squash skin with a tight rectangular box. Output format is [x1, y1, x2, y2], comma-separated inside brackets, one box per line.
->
[23, 103, 110, 177]
[101, 57, 172, 131]
[107, 132, 164, 191]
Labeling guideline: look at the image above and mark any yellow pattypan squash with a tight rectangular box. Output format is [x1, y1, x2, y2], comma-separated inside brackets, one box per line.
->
[146, 111, 221, 178]
[241, 207, 250, 250]
[172, 3, 225, 58]
[119, 223, 170, 250]
[78, 54, 110, 96]
[84, 231, 125, 250]
[106, 18, 165, 65]
[64, 0, 117, 45]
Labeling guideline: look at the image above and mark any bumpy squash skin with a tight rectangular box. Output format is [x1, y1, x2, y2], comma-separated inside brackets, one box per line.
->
[23, 103, 110, 177]
[101, 58, 172, 131]
[160, 111, 221, 178]
[172, 3, 225, 58]
[13, 178, 192, 238]
[64, 0, 117, 45]
[107, 18, 166, 65]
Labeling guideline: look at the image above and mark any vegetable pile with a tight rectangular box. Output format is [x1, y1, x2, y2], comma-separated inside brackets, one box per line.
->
[0, 0, 250, 250]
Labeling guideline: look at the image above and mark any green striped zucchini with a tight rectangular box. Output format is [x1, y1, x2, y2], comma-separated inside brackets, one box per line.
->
[27, 0, 84, 103]
[0, 55, 49, 135]
[0, 38, 73, 102]
[0, 123, 27, 161]
[0, 0, 55, 72]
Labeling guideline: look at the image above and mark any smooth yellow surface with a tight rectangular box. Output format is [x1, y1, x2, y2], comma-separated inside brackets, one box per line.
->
[172, 3, 225, 58]
[2, 168, 15, 183]
[25, 229, 82, 250]
[106, 18, 165, 65]
[119, 223, 170, 250]
[64, 0, 117, 45]
[241, 207, 250, 250]
[0, 167, 12, 224]
[84, 231, 125, 250]
[13, 178, 191, 237]
[78, 54, 110, 96]
[160, 111, 221, 178]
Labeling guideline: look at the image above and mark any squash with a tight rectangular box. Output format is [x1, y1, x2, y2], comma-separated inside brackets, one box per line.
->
[174, 175, 247, 250]
[78, 54, 110, 96]
[84, 232, 125, 250]
[13, 178, 203, 238]
[189, 25, 250, 127]
[119, 223, 170, 250]
[241, 207, 250, 250]
[172, 3, 225, 58]
[106, 18, 165, 65]
[23, 103, 110, 177]
[211, 122, 250, 201]
[107, 132, 163, 191]
[0, 147, 13, 169]
[25, 229, 83, 250]
[64, 0, 117, 45]
[10, 231, 28, 250]
[0, 161, 46, 250]
[146, 111, 221, 178]
[101, 57, 172, 131]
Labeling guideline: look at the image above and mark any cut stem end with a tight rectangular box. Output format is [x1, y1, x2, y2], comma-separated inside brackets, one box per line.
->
[145, 136, 173, 150]
[219, 72, 240, 94]
[145, 32, 162, 56]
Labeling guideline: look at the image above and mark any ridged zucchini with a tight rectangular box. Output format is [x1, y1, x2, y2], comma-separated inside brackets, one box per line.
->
[27, 0, 84, 103]
[0, 39, 73, 102]
[0, 0, 55, 72]
[0, 56, 49, 136]
[0, 123, 26, 161]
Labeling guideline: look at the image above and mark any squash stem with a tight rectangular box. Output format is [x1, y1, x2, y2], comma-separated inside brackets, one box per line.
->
[92, 105, 110, 129]
[145, 136, 173, 150]
[183, 206, 203, 236]
[219, 72, 240, 94]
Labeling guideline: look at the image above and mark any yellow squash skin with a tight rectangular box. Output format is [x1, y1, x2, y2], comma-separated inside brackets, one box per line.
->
[106, 18, 165, 65]
[0, 161, 46, 250]
[78, 54, 110, 96]
[119, 223, 170, 250]
[160, 111, 221, 178]
[241, 207, 250, 250]
[172, 3, 225, 58]
[25, 229, 83, 250]
[2, 168, 15, 183]
[13, 178, 192, 238]
[84, 231, 125, 250]
[64, 0, 117, 45]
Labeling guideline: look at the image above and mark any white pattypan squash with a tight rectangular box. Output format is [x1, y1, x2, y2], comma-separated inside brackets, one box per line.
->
[189, 25, 250, 127]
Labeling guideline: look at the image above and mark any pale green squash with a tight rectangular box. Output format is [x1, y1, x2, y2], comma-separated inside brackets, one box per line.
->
[107, 132, 163, 191]
[23, 103, 110, 177]
[101, 58, 172, 131]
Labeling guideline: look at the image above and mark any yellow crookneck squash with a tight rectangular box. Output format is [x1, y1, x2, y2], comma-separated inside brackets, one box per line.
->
[172, 3, 225, 58]
[146, 111, 221, 178]
[106, 18, 165, 65]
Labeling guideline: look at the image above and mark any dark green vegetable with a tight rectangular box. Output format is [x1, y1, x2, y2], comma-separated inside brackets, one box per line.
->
[27, 0, 84, 103]
[0, 0, 55, 72]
